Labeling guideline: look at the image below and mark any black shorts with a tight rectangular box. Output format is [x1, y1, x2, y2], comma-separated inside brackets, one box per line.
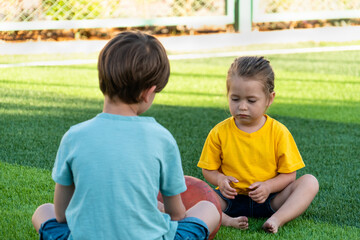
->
[214, 189, 277, 218]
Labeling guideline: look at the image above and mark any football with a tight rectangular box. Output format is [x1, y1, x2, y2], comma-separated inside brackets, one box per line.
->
[158, 175, 222, 240]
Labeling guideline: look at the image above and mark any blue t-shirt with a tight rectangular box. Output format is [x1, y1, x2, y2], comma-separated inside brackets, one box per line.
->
[52, 113, 187, 240]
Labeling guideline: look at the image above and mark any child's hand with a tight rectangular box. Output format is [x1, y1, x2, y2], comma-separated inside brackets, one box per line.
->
[248, 182, 270, 203]
[218, 175, 238, 199]
[157, 201, 165, 213]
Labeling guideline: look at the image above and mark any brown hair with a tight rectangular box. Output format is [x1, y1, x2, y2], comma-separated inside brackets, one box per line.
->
[226, 56, 274, 97]
[98, 31, 170, 103]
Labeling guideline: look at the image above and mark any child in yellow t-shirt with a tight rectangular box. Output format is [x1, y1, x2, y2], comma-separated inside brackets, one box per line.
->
[197, 56, 319, 233]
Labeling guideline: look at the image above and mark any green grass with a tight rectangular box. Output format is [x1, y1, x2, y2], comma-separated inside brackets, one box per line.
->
[1, 49, 359, 239]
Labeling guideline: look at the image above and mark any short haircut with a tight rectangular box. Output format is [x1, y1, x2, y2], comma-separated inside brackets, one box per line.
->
[98, 31, 170, 103]
[227, 56, 275, 97]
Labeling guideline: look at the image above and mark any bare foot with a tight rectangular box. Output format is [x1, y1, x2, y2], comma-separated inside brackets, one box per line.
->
[222, 214, 248, 229]
[262, 217, 280, 233]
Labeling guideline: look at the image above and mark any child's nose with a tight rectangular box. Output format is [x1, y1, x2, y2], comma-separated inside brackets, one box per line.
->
[239, 101, 247, 110]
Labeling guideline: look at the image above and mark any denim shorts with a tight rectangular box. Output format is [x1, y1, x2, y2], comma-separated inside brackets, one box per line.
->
[214, 189, 277, 218]
[39, 217, 209, 240]
[39, 218, 70, 240]
[175, 217, 209, 240]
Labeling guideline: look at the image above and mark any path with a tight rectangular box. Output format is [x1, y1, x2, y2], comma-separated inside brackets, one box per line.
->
[0, 26, 359, 68]
[1, 26, 359, 55]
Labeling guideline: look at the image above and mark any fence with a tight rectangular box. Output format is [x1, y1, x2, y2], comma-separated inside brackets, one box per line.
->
[0, 0, 234, 31]
[0, 0, 359, 33]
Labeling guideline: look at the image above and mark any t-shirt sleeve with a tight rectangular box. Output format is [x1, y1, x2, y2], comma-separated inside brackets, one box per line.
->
[197, 128, 222, 170]
[276, 125, 305, 173]
[159, 137, 186, 197]
[52, 130, 74, 186]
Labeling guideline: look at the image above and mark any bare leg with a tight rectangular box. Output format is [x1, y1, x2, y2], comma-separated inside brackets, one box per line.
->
[32, 203, 56, 233]
[217, 194, 248, 229]
[263, 174, 319, 233]
[185, 201, 221, 234]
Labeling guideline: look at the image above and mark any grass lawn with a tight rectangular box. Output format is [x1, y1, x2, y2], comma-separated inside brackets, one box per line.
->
[1, 49, 359, 239]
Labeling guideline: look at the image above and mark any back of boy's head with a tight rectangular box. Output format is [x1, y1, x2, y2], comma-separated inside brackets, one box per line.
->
[98, 31, 170, 103]
[227, 56, 274, 97]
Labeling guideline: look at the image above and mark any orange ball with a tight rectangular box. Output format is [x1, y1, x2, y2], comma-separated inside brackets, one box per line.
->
[158, 176, 222, 240]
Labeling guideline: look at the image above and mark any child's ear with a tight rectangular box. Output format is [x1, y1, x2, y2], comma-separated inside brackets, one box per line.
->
[267, 92, 276, 107]
[141, 85, 157, 103]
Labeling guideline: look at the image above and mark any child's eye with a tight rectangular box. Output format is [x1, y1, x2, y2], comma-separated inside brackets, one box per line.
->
[231, 98, 239, 101]
[248, 99, 256, 103]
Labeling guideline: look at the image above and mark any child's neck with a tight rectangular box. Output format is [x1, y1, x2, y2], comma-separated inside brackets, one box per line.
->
[103, 95, 139, 116]
[236, 115, 267, 134]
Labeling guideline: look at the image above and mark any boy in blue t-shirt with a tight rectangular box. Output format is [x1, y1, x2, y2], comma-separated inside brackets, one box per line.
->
[32, 31, 220, 240]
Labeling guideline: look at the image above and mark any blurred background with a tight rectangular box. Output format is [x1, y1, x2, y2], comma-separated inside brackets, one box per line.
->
[0, 0, 359, 42]
[1, 2, 359, 239]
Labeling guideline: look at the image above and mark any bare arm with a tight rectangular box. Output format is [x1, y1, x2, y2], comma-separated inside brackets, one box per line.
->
[248, 172, 296, 203]
[265, 172, 296, 193]
[54, 183, 75, 223]
[162, 194, 186, 221]
[202, 169, 238, 199]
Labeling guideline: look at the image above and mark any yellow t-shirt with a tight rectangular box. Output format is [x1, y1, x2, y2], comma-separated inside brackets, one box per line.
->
[197, 115, 305, 195]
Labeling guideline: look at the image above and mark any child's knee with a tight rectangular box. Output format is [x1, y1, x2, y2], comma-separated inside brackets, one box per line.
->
[33, 204, 51, 218]
[300, 174, 319, 193]
[32, 203, 54, 232]
[198, 200, 219, 215]
[191, 200, 220, 222]
[32, 203, 55, 225]
[195, 201, 221, 231]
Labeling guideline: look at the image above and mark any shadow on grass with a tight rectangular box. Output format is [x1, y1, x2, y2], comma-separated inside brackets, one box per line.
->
[1, 101, 359, 228]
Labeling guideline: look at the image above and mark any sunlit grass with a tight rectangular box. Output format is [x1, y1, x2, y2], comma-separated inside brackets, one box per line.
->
[0, 52, 99, 64]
